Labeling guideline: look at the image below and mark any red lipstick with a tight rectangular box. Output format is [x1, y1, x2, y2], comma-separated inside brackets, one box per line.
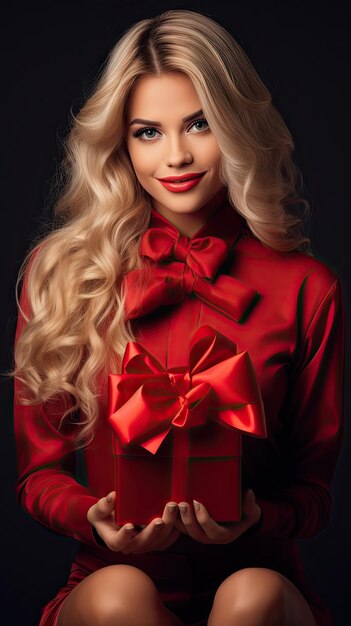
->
[157, 171, 206, 193]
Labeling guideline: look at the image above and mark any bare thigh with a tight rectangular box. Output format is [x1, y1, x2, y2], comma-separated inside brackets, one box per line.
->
[56, 564, 185, 626]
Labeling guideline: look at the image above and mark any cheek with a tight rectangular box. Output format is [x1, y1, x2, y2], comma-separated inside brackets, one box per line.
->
[126, 141, 137, 167]
[202, 138, 222, 165]
[213, 151, 223, 174]
[127, 143, 155, 177]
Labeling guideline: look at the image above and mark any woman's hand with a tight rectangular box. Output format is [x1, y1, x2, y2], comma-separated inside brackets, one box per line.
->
[173, 488, 262, 544]
[87, 491, 181, 554]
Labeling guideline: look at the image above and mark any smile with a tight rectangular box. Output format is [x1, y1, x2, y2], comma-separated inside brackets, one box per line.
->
[157, 172, 206, 193]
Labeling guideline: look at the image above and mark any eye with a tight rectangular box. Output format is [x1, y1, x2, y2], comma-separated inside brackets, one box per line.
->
[188, 118, 209, 133]
[132, 127, 160, 141]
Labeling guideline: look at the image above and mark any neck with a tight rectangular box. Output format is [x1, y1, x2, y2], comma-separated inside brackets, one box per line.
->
[151, 187, 228, 237]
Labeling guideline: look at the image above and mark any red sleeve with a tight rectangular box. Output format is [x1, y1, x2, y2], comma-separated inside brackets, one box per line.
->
[252, 276, 346, 539]
[14, 266, 102, 547]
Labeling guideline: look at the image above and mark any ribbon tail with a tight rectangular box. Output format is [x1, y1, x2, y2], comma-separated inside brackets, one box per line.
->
[122, 265, 184, 320]
[195, 275, 259, 322]
[171, 427, 189, 503]
[140, 426, 172, 455]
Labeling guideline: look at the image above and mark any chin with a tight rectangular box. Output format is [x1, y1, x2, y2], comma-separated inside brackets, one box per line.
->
[158, 190, 220, 210]
[156, 200, 207, 215]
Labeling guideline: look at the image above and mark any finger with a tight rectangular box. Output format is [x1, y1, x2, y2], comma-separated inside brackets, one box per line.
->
[157, 502, 181, 543]
[191, 500, 231, 542]
[87, 491, 116, 524]
[173, 516, 190, 534]
[125, 502, 178, 554]
[91, 518, 138, 552]
[88, 492, 142, 551]
[242, 489, 262, 527]
[105, 522, 140, 551]
[191, 490, 260, 545]
[121, 517, 166, 554]
[178, 502, 210, 543]
[162, 501, 179, 525]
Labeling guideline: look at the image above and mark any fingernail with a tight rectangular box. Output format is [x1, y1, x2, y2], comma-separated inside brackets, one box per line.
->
[167, 503, 177, 512]
[155, 520, 164, 527]
[193, 500, 201, 512]
[125, 524, 134, 531]
[105, 492, 113, 503]
[179, 504, 188, 514]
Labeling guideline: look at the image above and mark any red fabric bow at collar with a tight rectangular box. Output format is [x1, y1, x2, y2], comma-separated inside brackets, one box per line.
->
[108, 325, 267, 455]
[122, 225, 259, 322]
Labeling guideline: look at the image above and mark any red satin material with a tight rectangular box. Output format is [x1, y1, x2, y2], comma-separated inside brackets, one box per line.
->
[122, 218, 258, 322]
[14, 199, 345, 626]
[108, 324, 266, 452]
[140, 227, 232, 276]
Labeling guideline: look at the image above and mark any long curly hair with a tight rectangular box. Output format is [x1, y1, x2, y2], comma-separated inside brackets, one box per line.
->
[11, 9, 311, 448]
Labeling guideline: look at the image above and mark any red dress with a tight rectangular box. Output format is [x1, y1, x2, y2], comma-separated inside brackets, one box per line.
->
[14, 199, 345, 625]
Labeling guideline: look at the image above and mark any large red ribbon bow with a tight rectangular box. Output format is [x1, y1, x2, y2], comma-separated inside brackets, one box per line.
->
[122, 227, 259, 322]
[108, 325, 267, 455]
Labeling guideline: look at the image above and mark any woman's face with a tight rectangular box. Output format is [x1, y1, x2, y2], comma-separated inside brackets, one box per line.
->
[126, 71, 226, 232]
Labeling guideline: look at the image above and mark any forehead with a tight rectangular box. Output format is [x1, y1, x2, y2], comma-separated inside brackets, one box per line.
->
[126, 72, 201, 119]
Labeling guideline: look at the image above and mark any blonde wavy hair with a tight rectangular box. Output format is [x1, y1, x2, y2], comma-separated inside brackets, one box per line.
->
[12, 9, 311, 448]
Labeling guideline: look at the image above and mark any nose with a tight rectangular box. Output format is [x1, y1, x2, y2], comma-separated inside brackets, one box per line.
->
[164, 135, 193, 167]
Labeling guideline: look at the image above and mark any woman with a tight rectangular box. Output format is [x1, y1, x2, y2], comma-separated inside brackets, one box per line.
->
[13, 9, 345, 626]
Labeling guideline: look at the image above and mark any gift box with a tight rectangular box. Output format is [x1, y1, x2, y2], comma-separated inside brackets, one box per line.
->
[108, 325, 266, 526]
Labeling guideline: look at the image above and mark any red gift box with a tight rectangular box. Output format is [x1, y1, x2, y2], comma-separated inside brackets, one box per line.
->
[108, 325, 266, 526]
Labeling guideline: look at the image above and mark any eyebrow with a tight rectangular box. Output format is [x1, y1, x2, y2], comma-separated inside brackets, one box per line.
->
[129, 109, 204, 126]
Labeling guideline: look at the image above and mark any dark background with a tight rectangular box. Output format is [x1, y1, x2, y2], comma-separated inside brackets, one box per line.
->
[1, 1, 349, 624]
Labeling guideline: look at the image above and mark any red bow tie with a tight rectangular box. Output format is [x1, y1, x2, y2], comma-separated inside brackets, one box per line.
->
[122, 227, 259, 322]
[140, 227, 232, 277]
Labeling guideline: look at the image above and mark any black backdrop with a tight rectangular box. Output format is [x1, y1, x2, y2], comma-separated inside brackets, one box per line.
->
[1, 2, 350, 625]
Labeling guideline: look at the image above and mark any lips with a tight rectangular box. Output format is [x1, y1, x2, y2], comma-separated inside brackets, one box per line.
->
[157, 174, 206, 193]
[157, 172, 206, 182]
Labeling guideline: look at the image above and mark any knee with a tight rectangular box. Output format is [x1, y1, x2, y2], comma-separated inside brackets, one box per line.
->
[62, 564, 162, 626]
[92, 565, 160, 617]
[213, 567, 286, 624]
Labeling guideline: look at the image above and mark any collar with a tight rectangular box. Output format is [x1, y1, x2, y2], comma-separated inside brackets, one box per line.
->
[148, 197, 246, 249]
